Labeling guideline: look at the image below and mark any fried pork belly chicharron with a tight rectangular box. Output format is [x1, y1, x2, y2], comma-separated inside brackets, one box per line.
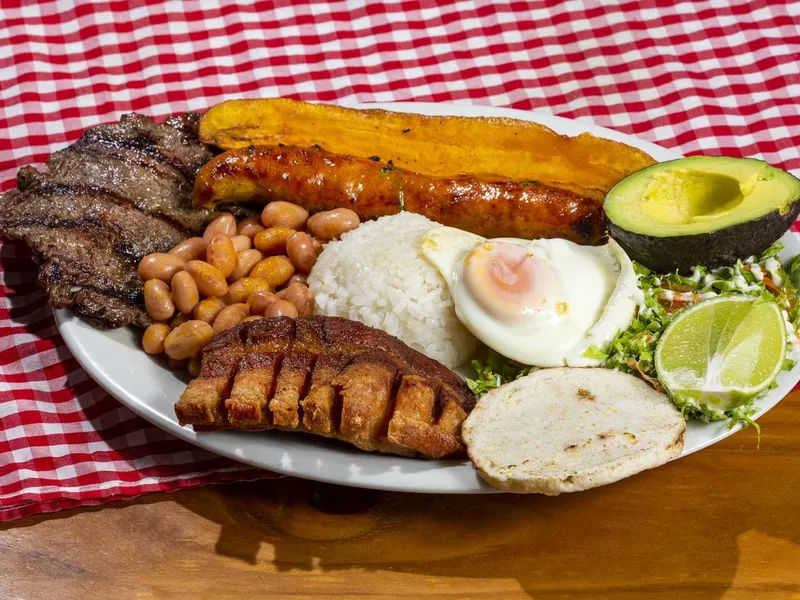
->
[0, 113, 215, 328]
[175, 316, 477, 458]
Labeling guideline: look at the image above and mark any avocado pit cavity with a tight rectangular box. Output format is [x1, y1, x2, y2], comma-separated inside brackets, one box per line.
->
[641, 169, 745, 224]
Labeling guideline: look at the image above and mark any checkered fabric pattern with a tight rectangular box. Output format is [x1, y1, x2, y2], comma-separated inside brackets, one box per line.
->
[1, 0, 798, 521]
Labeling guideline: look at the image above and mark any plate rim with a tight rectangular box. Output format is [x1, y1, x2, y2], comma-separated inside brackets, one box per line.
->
[52, 100, 799, 494]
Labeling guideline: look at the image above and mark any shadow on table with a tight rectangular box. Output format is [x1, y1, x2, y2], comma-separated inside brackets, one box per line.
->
[171, 442, 800, 600]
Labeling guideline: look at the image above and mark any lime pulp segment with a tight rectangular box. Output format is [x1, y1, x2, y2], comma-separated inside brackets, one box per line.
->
[655, 296, 786, 411]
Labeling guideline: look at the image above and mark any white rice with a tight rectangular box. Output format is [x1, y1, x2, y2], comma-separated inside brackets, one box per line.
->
[308, 212, 477, 369]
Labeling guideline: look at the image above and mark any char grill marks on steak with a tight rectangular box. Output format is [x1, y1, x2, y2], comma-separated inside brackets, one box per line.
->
[175, 316, 477, 459]
[0, 112, 216, 329]
[45, 113, 215, 232]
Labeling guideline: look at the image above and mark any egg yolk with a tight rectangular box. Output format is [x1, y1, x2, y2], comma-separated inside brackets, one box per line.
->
[462, 242, 558, 323]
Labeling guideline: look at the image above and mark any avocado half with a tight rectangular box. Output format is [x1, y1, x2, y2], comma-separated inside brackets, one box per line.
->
[604, 156, 800, 272]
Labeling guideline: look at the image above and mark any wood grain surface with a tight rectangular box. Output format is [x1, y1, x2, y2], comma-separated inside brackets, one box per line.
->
[2, 392, 800, 600]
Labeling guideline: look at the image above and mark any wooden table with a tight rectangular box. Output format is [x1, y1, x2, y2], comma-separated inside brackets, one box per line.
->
[3, 393, 800, 600]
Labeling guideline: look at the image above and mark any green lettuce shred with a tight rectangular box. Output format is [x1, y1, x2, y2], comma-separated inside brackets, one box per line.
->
[466, 349, 536, 396]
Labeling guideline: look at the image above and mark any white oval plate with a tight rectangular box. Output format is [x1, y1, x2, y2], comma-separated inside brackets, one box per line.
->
[55, 102, 800, 493]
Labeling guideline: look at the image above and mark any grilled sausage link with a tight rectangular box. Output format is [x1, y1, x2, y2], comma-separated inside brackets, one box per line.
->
[193, 145, 606, 244]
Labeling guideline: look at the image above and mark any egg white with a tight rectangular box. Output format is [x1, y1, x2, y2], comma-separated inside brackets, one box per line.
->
[420, 227, 643, 367]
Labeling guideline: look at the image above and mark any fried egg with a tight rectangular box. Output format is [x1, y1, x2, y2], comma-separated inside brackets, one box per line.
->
[420, 227, 643, 367]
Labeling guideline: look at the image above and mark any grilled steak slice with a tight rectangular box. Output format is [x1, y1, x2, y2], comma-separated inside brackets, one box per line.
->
[9, 171, 185, 259]
[70, 289, 150, 329]
[24, 226, 143, 305]
[82, 112, 213, 178]
[45, 113, 214, 232]
[175, 316, 477, 459]
[0, 112, 215, 328]
[0, 178, 185, 328]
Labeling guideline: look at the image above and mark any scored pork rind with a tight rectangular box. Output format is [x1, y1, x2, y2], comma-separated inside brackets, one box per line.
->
[174, 316, 477, 458]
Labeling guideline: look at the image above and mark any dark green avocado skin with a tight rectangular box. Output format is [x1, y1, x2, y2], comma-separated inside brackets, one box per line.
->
[606, 202, 800, 273]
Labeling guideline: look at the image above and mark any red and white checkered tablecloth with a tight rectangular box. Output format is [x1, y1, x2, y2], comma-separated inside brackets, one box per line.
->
[1, 1, 798, 522]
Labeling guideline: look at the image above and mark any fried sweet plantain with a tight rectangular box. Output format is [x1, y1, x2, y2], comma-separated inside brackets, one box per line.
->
[198, 98, 655, 200]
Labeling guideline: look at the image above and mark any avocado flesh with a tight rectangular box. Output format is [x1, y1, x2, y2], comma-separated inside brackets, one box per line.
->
[604, 156, 800, 272]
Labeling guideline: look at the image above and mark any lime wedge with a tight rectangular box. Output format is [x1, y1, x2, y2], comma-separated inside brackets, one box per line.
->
[655, 296, 786, 413]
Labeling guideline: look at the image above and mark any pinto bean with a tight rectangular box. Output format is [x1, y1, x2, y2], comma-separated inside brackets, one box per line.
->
[226, 277, 273, 304]
[170, 312, 190, 329]
[276, 282, 314, 316]
[250, 256, 295, 288]
[286, 231, 318, 273]
[212, 303, 250, 334]
[192, 298, 227, 324]
[185, 260, 228, 297]
[246, 290, 280, 316]
[138, 253, 185, 283]
[168, 237, 206, 262]
[264, 299, 298, 319]
[230, 234, 252, 253]
[253, 227, 296, 255]
[229, 249, 264, 281]
[237, 216, 264, 237]
[206, 233, 237, 278]
[142, 323, 170, 355]
[260, 201, 309, 230]
[286, 273, 308, 287]
[306, 208, 360, 240]
[171, 270, 200, 315]
[203, 213, 236, 242]
[144, 279, 175, 321]
[164, 320, 215, 360]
